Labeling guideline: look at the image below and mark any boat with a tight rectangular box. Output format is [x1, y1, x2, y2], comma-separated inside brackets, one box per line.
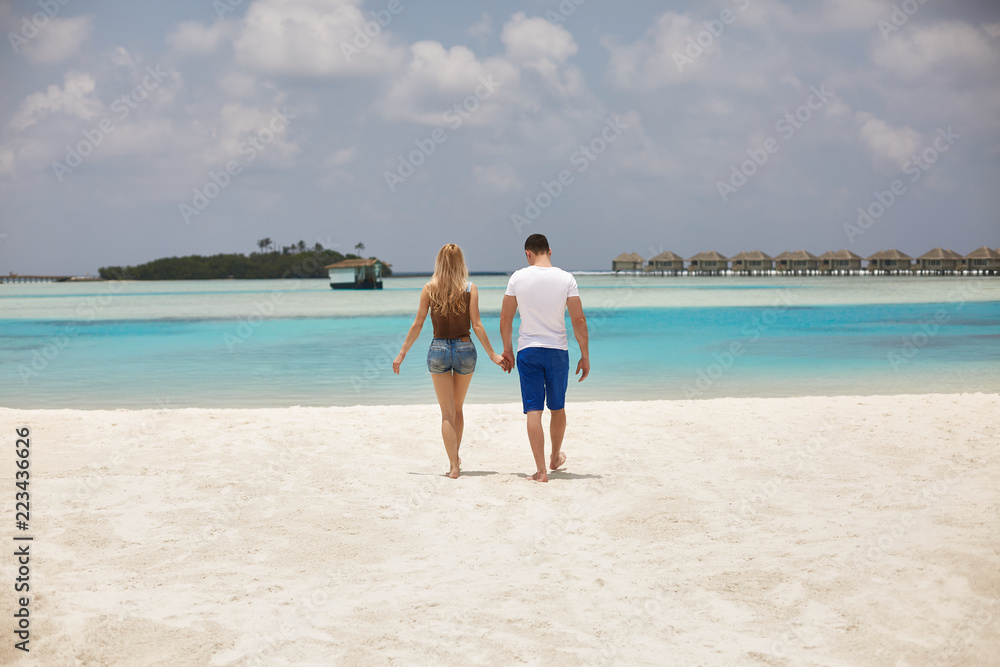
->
[325, 259, 384, 290]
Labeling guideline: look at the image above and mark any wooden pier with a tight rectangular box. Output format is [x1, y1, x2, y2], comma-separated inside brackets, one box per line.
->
[0, 275, 98, 284]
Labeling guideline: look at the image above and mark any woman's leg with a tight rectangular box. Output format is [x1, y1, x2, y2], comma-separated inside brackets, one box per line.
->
[451, 371, 474, 456]
[431, 372, 461, 478]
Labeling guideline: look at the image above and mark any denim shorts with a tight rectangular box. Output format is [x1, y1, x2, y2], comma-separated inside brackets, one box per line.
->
[427, 338, 477, 375]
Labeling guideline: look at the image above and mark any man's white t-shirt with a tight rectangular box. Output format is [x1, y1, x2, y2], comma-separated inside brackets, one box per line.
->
[504, 265, 579, 351]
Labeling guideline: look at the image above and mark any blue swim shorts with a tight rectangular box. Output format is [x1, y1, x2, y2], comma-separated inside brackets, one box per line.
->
[516, 347, 569, 413]
[427, 338, 477, 375]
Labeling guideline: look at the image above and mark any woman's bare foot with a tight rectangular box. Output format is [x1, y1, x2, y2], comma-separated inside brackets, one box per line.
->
[447, 466, 460, 479]
[550, 452, 566, 471]
[527, 470, 548, 482]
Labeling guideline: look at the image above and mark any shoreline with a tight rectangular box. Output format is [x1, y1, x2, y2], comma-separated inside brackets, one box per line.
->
[6, 390, 1000, 412]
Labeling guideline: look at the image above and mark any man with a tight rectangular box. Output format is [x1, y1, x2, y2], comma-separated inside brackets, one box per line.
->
[500, 234, 589, 483]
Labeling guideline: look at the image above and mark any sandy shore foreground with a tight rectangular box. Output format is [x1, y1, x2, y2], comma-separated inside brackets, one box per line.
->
[1, 394, 998, 666]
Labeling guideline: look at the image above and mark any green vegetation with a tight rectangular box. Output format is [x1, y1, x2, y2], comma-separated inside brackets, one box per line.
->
[98, 240, 391, 280]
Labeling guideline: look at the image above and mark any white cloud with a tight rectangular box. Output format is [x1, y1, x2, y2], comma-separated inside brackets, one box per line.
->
[856, 111, 922, 170]
[233, 0, 405, 76]
[19, 15, 94, 64]
[324, 146, 355, 168]
[501, 12, 583, 97]
[218, 71, 260, 98]
[378, 41, 517, 126]
[473, 162, 521, 193]
[501, 12, 576, 64]
[167, 20, 232, 55]
[817, 0, 890, 31]
[604, 13, 699, 90]
[984, 22, 1000, 39]
[8, 72, 103, 132]
[467, 13, 492, 42]
[320, 146, 357, 188]
[0, 146, 14, 178]
[872, 21, 1000, 80]
[196, 102, 300, 169]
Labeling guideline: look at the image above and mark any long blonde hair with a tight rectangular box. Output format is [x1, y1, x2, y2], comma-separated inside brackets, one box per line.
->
[426, 244, 469, 316]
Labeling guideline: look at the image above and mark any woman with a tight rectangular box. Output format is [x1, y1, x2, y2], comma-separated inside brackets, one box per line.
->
[393, 244, 508, 479]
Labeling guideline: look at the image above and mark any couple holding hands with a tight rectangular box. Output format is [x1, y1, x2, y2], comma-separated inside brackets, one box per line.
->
[393, 234, 589, 482]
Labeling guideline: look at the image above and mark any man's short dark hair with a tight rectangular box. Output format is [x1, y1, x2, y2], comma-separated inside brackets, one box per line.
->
[524, 234, 550, 254]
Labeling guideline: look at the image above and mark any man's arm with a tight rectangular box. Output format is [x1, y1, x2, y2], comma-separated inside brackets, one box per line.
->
[500, 294, 518, 371]
[566, 295, 589, 382]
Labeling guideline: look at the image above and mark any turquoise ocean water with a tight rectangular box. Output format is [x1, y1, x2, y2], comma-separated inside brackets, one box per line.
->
[1, 275, 998, 409]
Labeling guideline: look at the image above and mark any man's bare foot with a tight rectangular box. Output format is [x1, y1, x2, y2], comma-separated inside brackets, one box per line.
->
[550, 452, 566, 471]
[527, 470, 548, 483]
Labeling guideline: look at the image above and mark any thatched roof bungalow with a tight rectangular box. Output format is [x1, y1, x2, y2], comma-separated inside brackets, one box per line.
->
[612, 252, 644, 273]
[964, 246, 1000, 273]
[730, 250, 774, 274]
[687, 251, 729, 274]
[775, 250, 819, 273]
[647, 251, 684, 274]
[325, 258, 385, 289]
[818, 249, 863, 273]
[915, 248, 963, 273]
[867, 249, 912, 273]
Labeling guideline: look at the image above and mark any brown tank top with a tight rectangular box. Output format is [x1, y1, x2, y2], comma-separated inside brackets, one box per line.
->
[430, 283, 472, 339]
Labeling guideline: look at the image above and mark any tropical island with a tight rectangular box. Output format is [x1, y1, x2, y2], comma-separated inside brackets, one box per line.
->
[98, 239, 391, 281]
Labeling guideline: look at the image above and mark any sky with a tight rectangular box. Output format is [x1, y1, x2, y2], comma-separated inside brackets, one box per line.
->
[0, 0, 998, 275]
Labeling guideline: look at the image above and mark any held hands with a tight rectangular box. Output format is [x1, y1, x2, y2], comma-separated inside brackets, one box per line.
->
[576, 357, 590, 382]
[491, 352, 512, 373]
[501, 351, 516, 374]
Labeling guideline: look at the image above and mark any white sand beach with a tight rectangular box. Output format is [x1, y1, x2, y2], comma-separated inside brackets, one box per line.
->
[1, 393, 998, 666]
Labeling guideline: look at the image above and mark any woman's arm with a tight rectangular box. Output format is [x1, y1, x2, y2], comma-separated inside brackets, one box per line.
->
[393, 286, 431, 374]
[469, 284, 505, 368]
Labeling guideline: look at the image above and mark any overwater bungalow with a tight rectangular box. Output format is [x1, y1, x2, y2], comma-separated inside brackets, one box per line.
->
[730, 250, 774, 274]
[914, 248, 963, 274]
[964, 246, 1000, 274]
[818, 249, 863, 274]
[867, 249, 912, 274]
[687, 251, 729, 275]
[775, 250, 819, 274]
[612, 252, 644, 273]
[325, 258, 384, 289]
[647, 251, 684, 275]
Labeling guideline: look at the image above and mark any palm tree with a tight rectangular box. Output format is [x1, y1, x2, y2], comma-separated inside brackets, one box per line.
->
[297, 240, 306, 253]
[354, 242, 365, 256]
[257, 238, 272, 254]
